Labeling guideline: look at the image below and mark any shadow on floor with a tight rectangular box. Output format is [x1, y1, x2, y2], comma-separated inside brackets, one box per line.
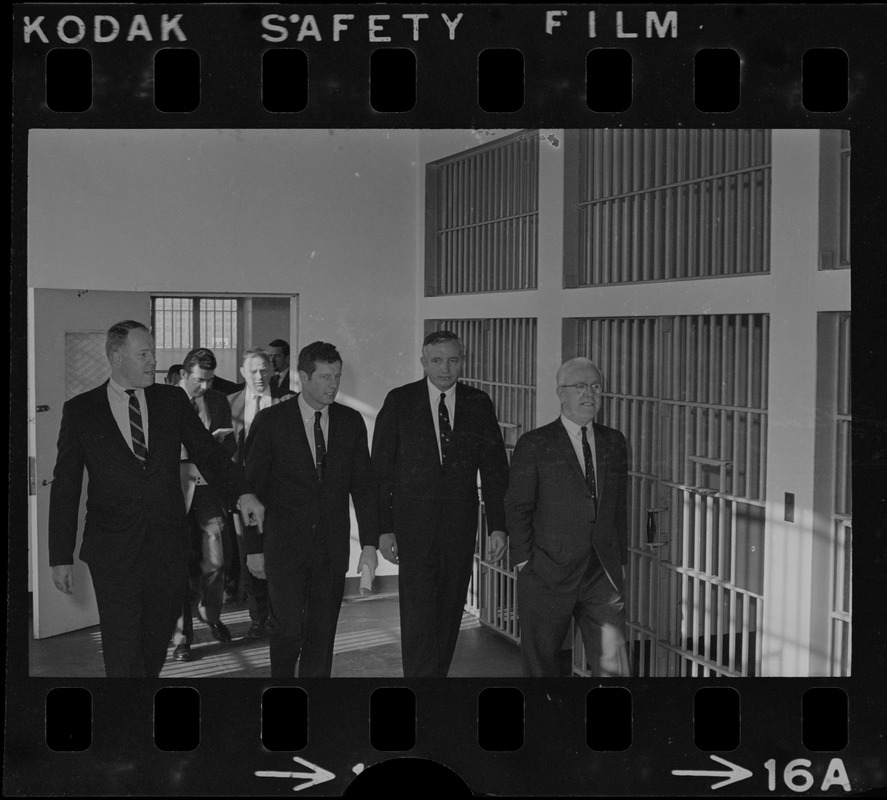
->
[29, 594, 523, 679]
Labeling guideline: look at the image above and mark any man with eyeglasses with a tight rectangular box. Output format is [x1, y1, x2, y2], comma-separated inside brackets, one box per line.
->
[505, 357, 631, 678]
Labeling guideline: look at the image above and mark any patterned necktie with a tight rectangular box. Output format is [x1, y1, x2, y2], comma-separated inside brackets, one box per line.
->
[125, 389, 148, 463]
[314, 411, 326, 482]
[438, 392, 452, 464]
[581, 426, 597, 507]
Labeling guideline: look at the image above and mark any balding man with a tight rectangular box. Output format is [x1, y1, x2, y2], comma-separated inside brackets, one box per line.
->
[505, 357, 631, 678]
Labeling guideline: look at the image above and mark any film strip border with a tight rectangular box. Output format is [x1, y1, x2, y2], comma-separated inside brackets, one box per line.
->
[12, 4, 881, 127]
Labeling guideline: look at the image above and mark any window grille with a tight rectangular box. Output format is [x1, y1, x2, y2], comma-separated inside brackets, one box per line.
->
[153, 297, 194, 349]
[152, 297, 238, 352]
[425, 133, 539, 295]
[565, 129, 771, 285]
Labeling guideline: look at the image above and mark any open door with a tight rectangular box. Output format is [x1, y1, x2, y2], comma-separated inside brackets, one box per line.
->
[28, 288, 151, 639]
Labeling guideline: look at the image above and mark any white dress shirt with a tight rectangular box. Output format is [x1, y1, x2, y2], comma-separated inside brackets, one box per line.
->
[427, 378, 457, 464]
[560, 414, 600, 499]
[244, 389, 273, 434]
[107, 377, 149, 453]
[298, 394, 329, 464]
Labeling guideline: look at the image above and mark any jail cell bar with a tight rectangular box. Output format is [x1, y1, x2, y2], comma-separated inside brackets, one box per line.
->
[569, 314, 768, 678]
[429, 132, 540, 296]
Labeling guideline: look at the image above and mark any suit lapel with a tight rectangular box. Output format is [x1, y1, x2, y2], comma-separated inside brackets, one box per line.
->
[592, 422, 609, 502]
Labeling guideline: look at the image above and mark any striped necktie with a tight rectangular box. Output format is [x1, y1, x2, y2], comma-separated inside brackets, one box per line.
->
[125, 389, 148, 463]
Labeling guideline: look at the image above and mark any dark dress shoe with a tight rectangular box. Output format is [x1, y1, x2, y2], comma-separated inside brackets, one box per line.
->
[208, 621, 232, 643]
[245, 620, 267, 639]
[172, 643, 192, 662]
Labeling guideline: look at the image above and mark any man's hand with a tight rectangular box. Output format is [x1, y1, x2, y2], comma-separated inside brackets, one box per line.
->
[238, 494, 265, 532]
[487, 530, 507, 562]
[52, 565, 74, 595]
[356, 546, 378, 574]
[247, 553, 266, 580]
[379, 533, 398, 564]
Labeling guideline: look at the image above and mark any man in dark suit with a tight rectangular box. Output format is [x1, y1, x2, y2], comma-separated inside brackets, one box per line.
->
[170, 348, 237, 662]
[268, 338, 292, 398]
[244, 341, 379, 678]
[505, 357, 631, 678]
[371, 330, 509, 678]
[227, 346, 293, 639]
[48, 320, 264, 678]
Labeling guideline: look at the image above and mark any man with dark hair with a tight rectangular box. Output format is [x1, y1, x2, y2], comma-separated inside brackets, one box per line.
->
[505, 357, 631, 677]
[371, 330, 510, 677]
[48, 320, 264, 677]
[268, 338, 291, 398]
[165, 364, 184, 386]
[227, 346, 292, 638]
[244, 341, 379, 677]
[170, 347, 237, 661]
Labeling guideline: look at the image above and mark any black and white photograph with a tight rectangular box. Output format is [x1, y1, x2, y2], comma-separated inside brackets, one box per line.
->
[9, 3, 886, 797]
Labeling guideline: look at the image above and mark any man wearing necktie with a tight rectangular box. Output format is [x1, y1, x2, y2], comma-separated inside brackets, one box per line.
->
[267, 338, 292, 398]
[505, 357, 631, 678]
[171, 348, 237, 661]
[243, 341, 380, 677]
[227, 347, 293, 639]
[48, 321, 264, 677]
[371, 330, 509, 677]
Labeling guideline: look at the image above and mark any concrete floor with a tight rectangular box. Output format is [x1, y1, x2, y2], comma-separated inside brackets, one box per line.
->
[29, 592, 524, 679]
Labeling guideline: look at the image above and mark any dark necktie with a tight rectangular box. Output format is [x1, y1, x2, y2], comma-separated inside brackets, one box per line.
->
[270, 374, 279, 393]
[314, 411, 326, 482]
[438, 393, 451, 464]
[125, 389, 148, 463]
[191, 396, 199, 415]
[581, 426, 597, 508]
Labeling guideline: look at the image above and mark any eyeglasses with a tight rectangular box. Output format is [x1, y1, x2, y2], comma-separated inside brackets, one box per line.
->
[559, 383, 604, 394]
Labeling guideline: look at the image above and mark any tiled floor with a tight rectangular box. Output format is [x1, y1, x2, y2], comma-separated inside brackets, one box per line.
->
[29, 592, 524, 679]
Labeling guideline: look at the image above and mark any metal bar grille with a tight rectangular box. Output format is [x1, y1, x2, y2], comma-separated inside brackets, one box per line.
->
[829, 312, 852, 675]
[153, 297, 194, 349]
[199, 298, 237, 349]
[569, 314, 768, 677]
[574, 129, 771, 284]
[428, 134, 539, 295]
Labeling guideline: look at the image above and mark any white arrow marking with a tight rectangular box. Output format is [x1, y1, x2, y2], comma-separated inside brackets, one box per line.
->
[256, 756, 336, 791]
[672, 754, 753, 790]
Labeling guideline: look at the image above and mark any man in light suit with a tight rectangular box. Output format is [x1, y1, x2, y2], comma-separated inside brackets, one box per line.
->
[505, 357, 631, 678]
[227, 347, 292, 639]
[371, 330, 510, 677]
[244, 341, 379, 678]
[48, 320, 264, 678]
[171, 347, 237, 662]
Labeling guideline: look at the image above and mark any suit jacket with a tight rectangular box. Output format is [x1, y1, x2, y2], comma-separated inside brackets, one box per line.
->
[48, 381, 250, 572]
[505, 418, 628, 593]
[228, 388, 292, 468]
[179, 388, 236, 512]
[270, 369, 292, 399]
[243, 395, 380, 575]
[371, 379, 509, 547]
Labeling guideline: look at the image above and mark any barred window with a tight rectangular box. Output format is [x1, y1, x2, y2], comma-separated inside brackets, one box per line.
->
[564, 129, 772, 285]
[152, 296, 238, 351]
[425, 132, 539, 296]
[819, 130, 851, 269]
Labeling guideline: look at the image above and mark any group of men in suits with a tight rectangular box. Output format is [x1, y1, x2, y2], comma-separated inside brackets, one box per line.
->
[49, 320, 631, 679]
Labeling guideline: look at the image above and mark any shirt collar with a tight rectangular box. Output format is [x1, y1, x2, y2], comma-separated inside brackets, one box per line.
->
[298, 393, 328, 421]
[108, 376, 142, 398]
[427, 377, 457, 403]
[246, 386, 270, 401]
[560, 413, 594, 440]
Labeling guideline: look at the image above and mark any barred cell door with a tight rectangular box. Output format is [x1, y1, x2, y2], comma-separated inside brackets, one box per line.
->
[568, 313, 769, 677]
